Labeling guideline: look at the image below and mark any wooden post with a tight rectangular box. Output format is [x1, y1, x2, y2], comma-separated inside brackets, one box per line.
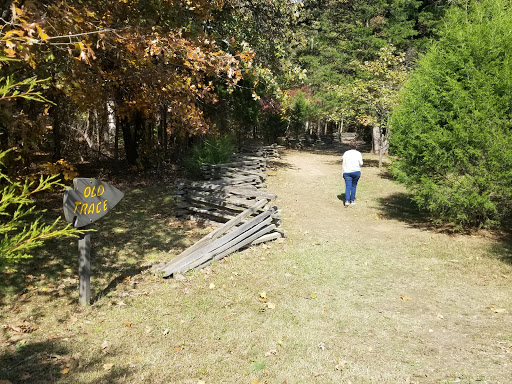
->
[78, 230, 91, 306]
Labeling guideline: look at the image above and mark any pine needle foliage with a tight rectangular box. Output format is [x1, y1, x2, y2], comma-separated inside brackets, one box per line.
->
[184, 135, 234, 179]
[390, 0, 512, 229]
[0, 150, 82, 265]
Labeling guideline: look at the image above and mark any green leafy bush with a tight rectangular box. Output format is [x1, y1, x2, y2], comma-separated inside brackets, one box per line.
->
[0, 150, 82, 265]
[184, 135, 234, 178]
[390, 0, 512, 229]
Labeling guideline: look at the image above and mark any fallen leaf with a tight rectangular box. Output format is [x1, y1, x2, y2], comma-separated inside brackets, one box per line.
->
[259, 291, 267, 299]
[267, 302, 276, 309]
[60, 368, 70, 375]
[488, 306, 506, 313]
[175, 345, 182, 351]
[310, 294, 317, 299]
[103, 363, 114, 370]
[400, 296, 412, 301]
[436, 313, 445, 319]
[124, 322, 132, 327]
[0, 380, 13, 384]
[265, 349, 278, 357]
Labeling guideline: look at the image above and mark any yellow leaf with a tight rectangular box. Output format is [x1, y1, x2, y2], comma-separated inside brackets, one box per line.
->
[60, 368, 69, 375]
[251, 381, 260, 384]
[36, 25, 49, 41]
[400, 296, 411, 301]
[124, 321, 132, 327]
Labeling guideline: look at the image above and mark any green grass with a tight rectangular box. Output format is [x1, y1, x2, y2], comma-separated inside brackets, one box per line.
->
[1, 150, 512, 383]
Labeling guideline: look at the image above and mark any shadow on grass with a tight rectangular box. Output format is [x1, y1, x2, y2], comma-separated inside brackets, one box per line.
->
[0, 338, 133, 384]
[486, 229, 512, 265]
[362, 159, 391, 168]
[0, 184, 192, 307]
[267, 157, 298, 171]
[375, 192, 431, 229]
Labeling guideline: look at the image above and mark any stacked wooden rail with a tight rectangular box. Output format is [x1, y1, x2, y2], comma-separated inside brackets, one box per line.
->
[174, 182, 276, 222]
[201, 157, 267, 186]
[239, 144, 280, 159]
[157, 201, 283, 277]
[159, 151, 284, 277]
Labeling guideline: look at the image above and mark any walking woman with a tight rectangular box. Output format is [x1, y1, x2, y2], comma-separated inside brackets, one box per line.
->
[342, 141, 363, 207]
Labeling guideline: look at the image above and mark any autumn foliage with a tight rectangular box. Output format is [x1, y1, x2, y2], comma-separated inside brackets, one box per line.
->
[0, 0, 269, 167]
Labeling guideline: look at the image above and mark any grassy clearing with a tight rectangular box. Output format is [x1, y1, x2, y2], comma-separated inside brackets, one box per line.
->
[1, 149, 512, 383]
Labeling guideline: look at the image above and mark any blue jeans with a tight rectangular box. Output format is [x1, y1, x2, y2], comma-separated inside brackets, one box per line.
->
[343, 171, 361, 202]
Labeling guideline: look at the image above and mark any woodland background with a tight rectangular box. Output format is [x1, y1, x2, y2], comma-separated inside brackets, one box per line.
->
[2, 0, 512, 263]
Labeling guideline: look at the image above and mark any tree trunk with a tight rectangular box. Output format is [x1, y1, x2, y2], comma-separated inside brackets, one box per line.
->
[121, 117, 138, 165]
[114, 113, 119, 162]
[51, 98, 63, 162]
[372, 125, 380, 155]
[106, 99, 116, 152]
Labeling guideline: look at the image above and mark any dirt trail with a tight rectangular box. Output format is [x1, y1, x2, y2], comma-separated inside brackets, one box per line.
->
[267, 149, 512, 383]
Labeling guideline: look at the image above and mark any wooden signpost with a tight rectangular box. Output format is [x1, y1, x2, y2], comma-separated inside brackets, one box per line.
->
[63, 178, 124, 306]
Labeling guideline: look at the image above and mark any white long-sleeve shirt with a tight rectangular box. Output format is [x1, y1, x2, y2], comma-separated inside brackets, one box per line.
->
[342, 149, 363, 173]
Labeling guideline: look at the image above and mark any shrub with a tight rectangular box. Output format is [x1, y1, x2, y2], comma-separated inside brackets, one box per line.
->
[390, 0, 512, 229]
[0, 150, 82, 265]
[184, 135, 234, 178]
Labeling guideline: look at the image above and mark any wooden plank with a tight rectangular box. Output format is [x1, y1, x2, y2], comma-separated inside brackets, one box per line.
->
[178, 219, 274, 273]
[186, 206, 235, 221]
[183, 196, 253, 212]
[189, 195, 256, 208]
[181, 186, 276, 200]
[160, 208, 275, 277]
[197, 225, 278, 271]
[250, 232, 282, 245]
[159, 200, 269, 276]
